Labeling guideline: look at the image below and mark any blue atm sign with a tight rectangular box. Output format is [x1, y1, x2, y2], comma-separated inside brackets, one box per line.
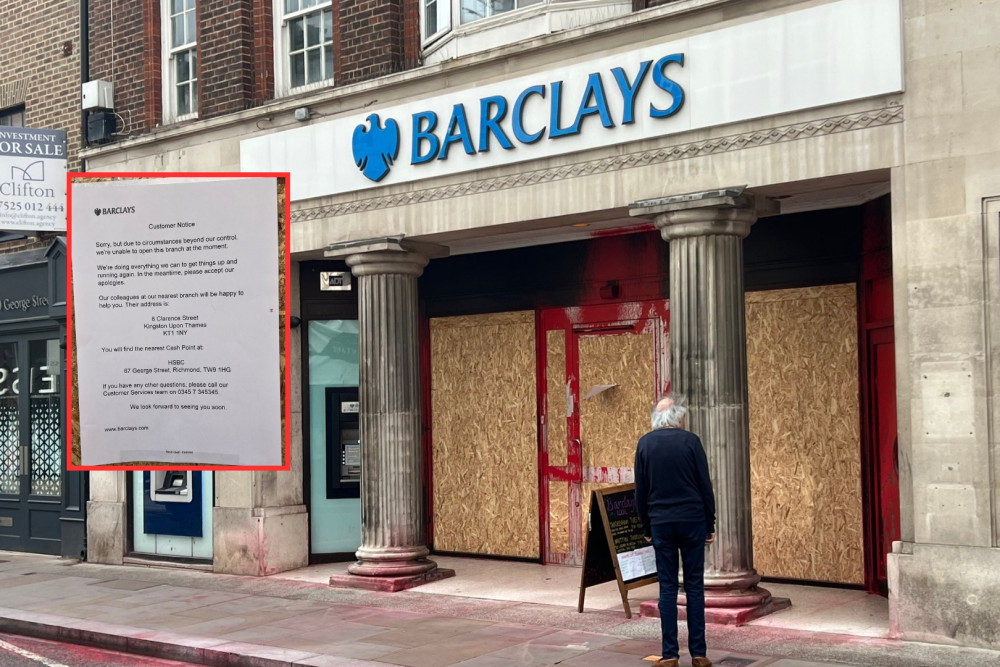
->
[350, 54, 684, 182]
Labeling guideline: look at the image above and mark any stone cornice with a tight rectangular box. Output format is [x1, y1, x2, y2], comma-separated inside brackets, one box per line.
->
[292, 104, 903, 222]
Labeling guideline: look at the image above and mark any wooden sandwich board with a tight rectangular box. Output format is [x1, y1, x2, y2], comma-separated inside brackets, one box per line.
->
[577, 482, 658, 618]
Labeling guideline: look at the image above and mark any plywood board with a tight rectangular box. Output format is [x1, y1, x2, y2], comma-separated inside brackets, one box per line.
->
[746, 284, 863, 585]
[546, 330, 568, 467]
[430, 311, 539, 558]
[549, 480, 570, 555]
[579, 333, 654, 469]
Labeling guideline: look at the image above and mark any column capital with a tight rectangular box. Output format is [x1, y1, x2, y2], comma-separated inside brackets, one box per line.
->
[629, 187, 778, 242]
[324, 237, 449, 277]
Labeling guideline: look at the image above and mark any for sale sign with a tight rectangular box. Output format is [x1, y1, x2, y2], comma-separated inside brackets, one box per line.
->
[0, 127, 67, 232]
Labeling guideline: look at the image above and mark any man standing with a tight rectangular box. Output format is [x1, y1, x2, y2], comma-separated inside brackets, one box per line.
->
[635, 395, 716, 667]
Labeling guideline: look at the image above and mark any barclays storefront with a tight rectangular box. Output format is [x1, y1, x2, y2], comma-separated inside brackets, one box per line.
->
[79, 0, 1000, 649]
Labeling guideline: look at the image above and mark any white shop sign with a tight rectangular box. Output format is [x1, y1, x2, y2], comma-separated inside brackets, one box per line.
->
[0, 127, 67, 231]
[72, 178, 281, 467]
[241, 0, 902, 201]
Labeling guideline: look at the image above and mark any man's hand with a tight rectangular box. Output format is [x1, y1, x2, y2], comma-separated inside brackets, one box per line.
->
[706, 533, 716, 546]
[644, 535, 652, 544]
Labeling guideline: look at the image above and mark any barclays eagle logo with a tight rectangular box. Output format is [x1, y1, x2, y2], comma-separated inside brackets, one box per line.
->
[352, 113, 400, 182]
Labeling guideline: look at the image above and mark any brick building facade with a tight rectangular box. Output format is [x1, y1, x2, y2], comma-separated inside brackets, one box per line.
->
[0, 0, 86, 559]
[0, 0, 79, 253]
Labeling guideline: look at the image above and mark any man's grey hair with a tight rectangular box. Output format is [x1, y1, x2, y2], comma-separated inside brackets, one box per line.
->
[651, 393, 687, 429]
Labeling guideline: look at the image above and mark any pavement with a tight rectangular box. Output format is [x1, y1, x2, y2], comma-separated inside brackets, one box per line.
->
[0, 552, 997, 667]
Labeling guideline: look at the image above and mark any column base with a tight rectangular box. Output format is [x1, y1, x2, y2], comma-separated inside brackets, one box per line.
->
[329, 567, 456, 592]
[639, 587, 791, 626]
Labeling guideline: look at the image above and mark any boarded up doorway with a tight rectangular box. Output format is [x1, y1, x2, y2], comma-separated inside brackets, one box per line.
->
[429, 312, 539, 558]
[540, 302, 669, 565]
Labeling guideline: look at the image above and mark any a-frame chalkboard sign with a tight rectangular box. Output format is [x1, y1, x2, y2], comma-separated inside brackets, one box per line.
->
[577, 483, 658, 618]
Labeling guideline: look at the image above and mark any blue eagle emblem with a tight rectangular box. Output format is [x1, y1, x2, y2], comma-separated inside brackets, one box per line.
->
[352, 113, 400, 182]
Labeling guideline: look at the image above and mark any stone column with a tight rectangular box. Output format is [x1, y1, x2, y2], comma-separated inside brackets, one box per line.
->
[631, 189, 788, 622]
[325, 238, 453, 591]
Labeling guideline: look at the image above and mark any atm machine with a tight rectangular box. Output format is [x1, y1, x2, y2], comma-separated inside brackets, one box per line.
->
[325, 388, 360, 498]
[143, 471, 203, 537]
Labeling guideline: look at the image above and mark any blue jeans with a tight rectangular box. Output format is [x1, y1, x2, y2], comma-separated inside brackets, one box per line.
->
[651, 521, 707, 659]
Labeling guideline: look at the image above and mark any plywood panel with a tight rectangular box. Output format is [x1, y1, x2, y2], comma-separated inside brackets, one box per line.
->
[549, 480, 570, 556]
[546, 330, 568, 467]
[746, 284, 863, 584]
[430, 311, 539, 558]
[579, 333, 654, 469]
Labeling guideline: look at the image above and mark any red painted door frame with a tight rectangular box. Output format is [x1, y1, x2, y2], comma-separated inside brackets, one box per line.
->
[538, 301, 669, 565]
[858, 196, 899, 595]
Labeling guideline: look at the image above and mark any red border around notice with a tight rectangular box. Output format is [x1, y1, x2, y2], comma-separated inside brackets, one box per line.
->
[65, 172, 293, 471]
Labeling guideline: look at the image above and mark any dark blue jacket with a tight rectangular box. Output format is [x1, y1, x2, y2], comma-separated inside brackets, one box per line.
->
[634, 427, 716, 536]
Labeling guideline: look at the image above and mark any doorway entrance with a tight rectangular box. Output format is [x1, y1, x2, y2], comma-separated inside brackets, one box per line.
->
[0, 335, 64, 555]
[539, 301, 669, 565]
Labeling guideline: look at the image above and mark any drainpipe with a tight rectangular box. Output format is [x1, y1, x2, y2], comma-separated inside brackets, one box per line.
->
[80, 0, 89, 151]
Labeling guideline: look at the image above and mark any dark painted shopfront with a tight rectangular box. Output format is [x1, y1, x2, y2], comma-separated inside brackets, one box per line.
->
[0, 240, 86, 557]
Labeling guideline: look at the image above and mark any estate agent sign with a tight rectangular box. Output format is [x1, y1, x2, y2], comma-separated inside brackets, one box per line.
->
[0, 128, 67, 232]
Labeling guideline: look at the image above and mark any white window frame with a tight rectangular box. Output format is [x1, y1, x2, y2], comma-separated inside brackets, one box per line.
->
[420, 0, 452, 48]
[161, 0, 198, 124]
[273, 0, 335, 97]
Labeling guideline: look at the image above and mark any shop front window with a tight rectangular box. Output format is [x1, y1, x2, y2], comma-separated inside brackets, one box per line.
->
[0, 343, 18, 495]
[29, 340, 60, 497]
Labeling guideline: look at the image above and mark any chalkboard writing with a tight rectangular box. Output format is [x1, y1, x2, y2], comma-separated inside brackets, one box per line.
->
[604, 491, 652, 557]
[578, 483, 658, 618]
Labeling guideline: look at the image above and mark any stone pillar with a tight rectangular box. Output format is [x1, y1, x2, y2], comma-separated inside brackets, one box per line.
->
[630, 188, 789, 623]
[325, 238, 453, 591]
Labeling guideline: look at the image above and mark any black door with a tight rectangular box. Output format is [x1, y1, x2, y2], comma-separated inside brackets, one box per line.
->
[0, 334, 64, 554]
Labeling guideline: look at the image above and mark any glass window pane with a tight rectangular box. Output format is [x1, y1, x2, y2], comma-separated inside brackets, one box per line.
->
[185, 10, 196, 44]
[176, 50, 190, 83]
[322, 8, 332, 40]
[308, 321, 360, 386]
[191, 79, 197, 109]
[303, 0, 318, 7]
[490, 0, 514, 15]
[306, 12, 321, 47]
[307, 48, 321, 84]
[291, 52, 305, 87]
[185, 0, 195, 10]
[290, 17, 304, 51]
[0, 342, 19, 496]
[29, 340, 60, 497]
[285, 0, 298, 13]
[425, 0, 437, 36]
[323, 44, 333, 80]
[172, 14, 185, 46]
[177, 82, 190, 116]
[460, 0, 485, 23]
[171, 0, 185, 14]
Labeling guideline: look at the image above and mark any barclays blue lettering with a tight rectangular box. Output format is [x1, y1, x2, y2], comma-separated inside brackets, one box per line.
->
[351, 53, 684, 182]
